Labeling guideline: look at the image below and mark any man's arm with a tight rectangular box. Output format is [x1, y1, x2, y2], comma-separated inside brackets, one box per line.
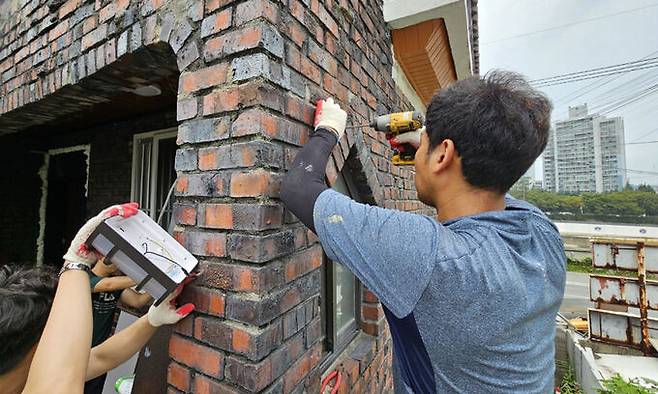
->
[92, 276, 136, 293]
[22, 270, 92, 394]
[281, 100, 444, 318]
[280, 98, 345, 232]
[86, 285, 194, 380]
[119, 288, 152, 309]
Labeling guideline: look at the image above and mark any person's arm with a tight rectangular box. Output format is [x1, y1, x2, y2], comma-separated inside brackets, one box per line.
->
[86, 285, 194, 380]
[281, 98, 346, 232]
[22, 270, 91, 394]
[92, 276, 136, 293]
[119, 288, 153, 309]
[281, 100, 449, 318]
[23, 203, 139, 394]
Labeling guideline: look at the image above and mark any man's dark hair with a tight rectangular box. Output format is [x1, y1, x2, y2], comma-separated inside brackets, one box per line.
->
[0, 265, 58, 374]
[426, 70, 552, 194]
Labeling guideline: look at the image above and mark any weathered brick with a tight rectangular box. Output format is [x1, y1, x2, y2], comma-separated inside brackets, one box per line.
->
[81, 24, 108, 51]
[176, 97, 198, 121]
[307, 39, 338, 75]
[198, 140, 283, 170]
[181, 229, 227, 257]
[230, 169, 281, 197]
[199, 203, 283, 231]
[198, 260, 281, 292]
[181, 285, 226, 317]
[225, 355, 273, 391]
[177, 116, 231, 143]
[225, 271, 320, 325]
[48, 20, 69, 42]
[283, 245, 323, 282]
[201, 9, 232, 38]
[206, 0, 235, 13]
[283, 344, 322, 392]
[173, 203, 196, 225]
[169, 335, 224, 378]
[228, 230, 295, 263]
[204, 22, 283, 61]
[58, 0, 81, 19]
[167, 362, 191, 392]
[195, 375, 242, 394]
[179, 63, 228, 95]
[174, 148, 197, 171]
[170, 20, 194, 53]
[177, 41, 200, 71]
[234, 0, 278, 25]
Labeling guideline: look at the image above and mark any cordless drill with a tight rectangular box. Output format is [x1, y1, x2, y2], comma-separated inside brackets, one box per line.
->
[369, 111, 424, 165]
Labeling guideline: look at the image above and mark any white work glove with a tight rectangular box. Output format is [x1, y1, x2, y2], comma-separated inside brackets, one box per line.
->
[147, 283, 195, 327]
[63, 202, 139, 267]
[314, 97, 347, 142]
[390, 126, 424, 149]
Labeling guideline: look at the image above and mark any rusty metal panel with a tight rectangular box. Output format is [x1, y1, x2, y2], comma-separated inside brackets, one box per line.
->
[592, 243, 613, 267]
[590, 275, 658, 309]
[591, 242, 658, 273]
[588, 309, 658, 348]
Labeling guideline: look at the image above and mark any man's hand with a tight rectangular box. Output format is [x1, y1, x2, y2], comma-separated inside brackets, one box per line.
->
[390, 126, 424, 149]
[63, 202, 139, 267]
[147, 283, 195, 327]
[314, 97, 347, 141]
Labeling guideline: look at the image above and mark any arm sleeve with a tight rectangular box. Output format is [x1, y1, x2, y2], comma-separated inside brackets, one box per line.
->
[280, 128, 337, 233]
[313, 189, 454, 318]
[89, 275, 101, 291]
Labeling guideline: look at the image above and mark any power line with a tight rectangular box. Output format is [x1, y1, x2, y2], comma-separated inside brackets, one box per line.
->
[532, 63, 658, 87]
[530, 57, 658, 84]
[481, 3, 658, 46]
[626, 140, 658, 145]
[631, 126, 658, 142]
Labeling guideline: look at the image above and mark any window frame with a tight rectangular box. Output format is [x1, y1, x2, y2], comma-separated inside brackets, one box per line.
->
[319, 165, 363, 366]
[130, 128, 178, 229]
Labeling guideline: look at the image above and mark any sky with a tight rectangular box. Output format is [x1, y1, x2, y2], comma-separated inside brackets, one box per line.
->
[479, 0, 658, 186]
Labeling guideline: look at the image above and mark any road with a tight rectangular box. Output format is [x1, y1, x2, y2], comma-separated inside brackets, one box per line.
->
[560, 271, 593, 318]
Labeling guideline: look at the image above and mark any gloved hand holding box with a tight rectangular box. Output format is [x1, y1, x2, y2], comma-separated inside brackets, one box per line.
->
[86, 210, 198, 306]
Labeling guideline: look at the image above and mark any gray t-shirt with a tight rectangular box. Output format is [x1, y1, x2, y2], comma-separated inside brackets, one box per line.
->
[313, 189, 566, 393]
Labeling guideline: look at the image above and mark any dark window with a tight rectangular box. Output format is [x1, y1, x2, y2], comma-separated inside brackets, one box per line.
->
[320, 166, 362, 361]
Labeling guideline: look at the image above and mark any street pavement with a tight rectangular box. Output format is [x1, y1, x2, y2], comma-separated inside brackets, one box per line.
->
[560, 271, 593, 319]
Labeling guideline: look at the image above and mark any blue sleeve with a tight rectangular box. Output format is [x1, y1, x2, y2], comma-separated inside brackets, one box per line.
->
[313, 189, 451, 318]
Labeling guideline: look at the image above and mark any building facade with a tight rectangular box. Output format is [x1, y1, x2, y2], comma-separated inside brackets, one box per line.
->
[0, 0, 477, 392]
[543, 104, 626, 194]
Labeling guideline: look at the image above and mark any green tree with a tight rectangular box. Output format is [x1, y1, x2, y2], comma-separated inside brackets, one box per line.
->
[637, 184, 656, 193]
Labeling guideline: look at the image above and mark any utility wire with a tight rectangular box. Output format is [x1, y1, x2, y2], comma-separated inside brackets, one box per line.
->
[530, 57, 658, 84]
[481, 3, 658, 46]
[532, 63, 658, 87]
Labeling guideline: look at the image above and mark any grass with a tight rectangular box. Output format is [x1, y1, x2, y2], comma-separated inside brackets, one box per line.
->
[557, 360, 583, 394]
[597, 374, 658, 394]
[567, 257, 658, 280]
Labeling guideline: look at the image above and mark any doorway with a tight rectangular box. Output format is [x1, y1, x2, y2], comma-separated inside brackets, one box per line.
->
[40, 146, 89, 266]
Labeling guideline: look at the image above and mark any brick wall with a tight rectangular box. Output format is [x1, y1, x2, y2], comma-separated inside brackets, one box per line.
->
[1, 0, 435, 392]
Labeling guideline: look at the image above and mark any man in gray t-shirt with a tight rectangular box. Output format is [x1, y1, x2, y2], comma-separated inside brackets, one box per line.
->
[281, 72, 566, 393]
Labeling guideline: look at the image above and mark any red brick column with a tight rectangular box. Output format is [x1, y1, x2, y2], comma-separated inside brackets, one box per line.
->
[0, 0, 432, 391]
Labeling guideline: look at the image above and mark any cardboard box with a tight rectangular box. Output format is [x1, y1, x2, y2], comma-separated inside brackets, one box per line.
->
[87, 210, 198, 305]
